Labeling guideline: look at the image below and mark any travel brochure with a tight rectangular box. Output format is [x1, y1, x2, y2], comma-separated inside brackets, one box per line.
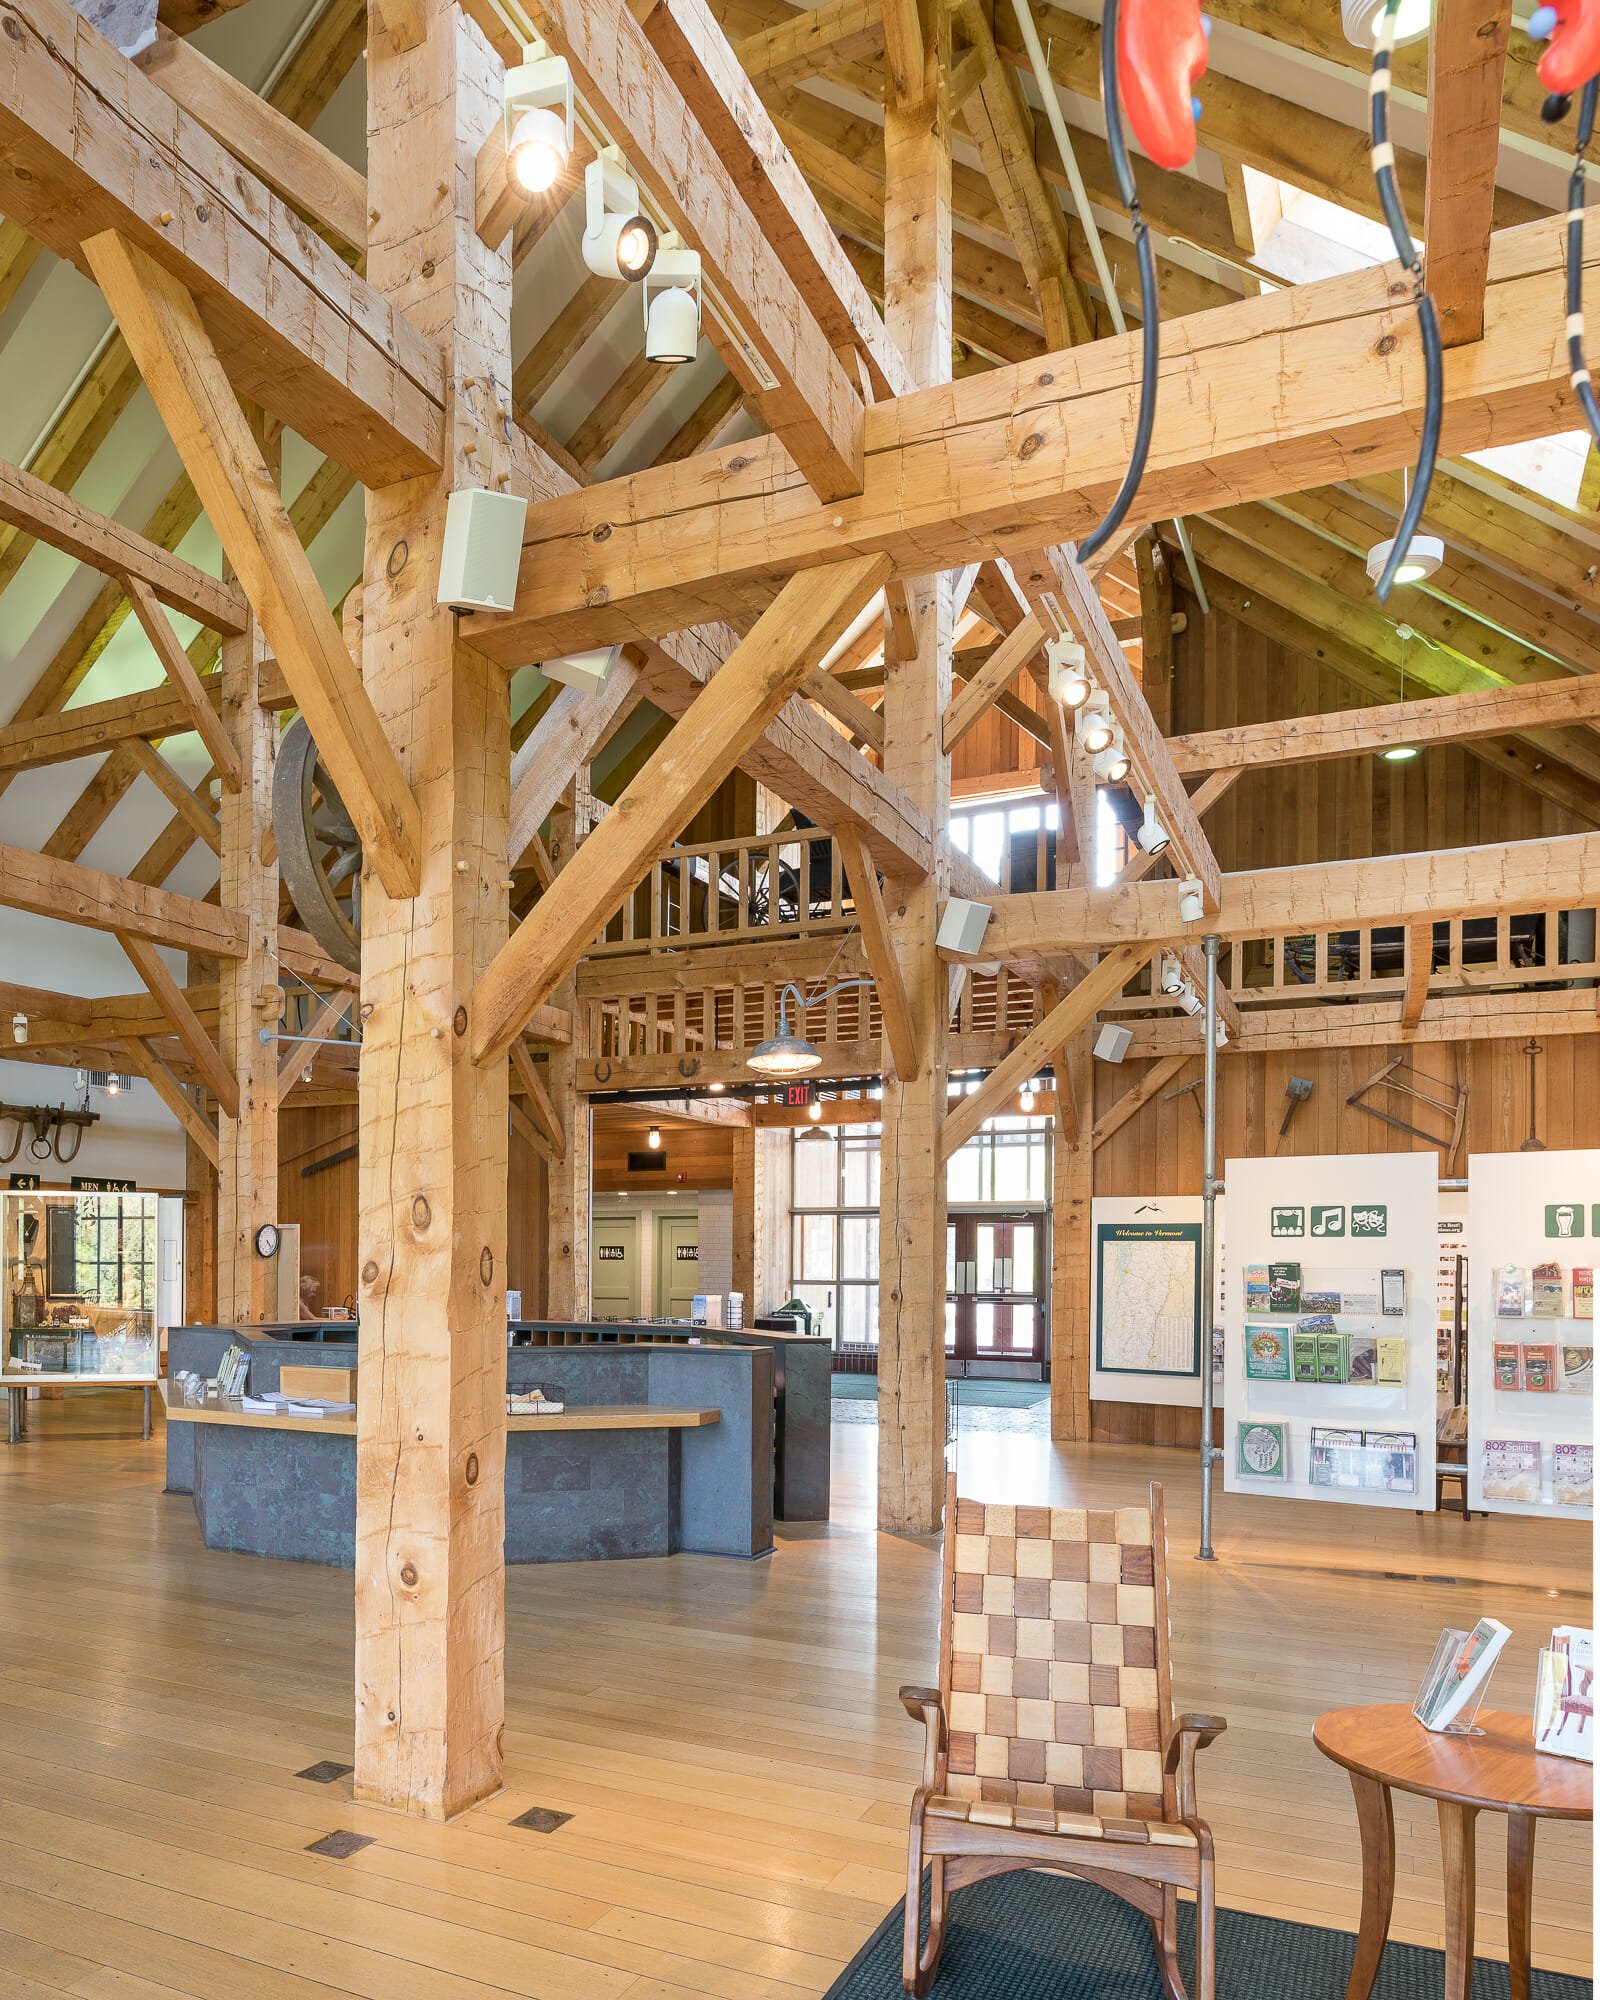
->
[1481, 1438, 1594, 1508]
[1496, 1262, 1593, 1321]
[1236, 1420, 1286, 1480]
[1246, 1260, 1403, 1320]
[1310, 1425, 1418, 1493]
[1491, 1340, 1593, 1393]
[1533, 1627, 1595, 1764]
[1281, 1326, 1405, 1385]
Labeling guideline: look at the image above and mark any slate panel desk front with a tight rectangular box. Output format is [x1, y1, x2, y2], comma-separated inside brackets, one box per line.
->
[164, 1328, 773, 1567]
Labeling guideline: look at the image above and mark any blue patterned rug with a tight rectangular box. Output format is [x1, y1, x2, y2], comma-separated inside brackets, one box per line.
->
[826, 1869, 1590, 1998]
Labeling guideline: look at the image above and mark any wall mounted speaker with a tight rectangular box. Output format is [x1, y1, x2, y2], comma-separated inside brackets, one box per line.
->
[1094, 1023, 1133, 1064]
[937, 897, 992, 956]
[438, 488, 529, 612]
[542, 646, 621, 693]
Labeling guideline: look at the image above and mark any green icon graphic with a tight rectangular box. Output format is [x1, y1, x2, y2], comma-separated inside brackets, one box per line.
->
[1310, 1205, 1346, 1237]
[1547, 1204, 1586, 1240]
[1270, 1206, 1305, 1238]
[1350, 1204, 1388, 1238]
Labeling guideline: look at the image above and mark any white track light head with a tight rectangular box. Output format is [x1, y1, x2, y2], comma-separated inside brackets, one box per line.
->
[1178, 876, 1205, 924]
[643, 240, 702, 362]
[1159, 953, 1185, 996]
[1078, 697, 1114, 756]
[10, 1012, 26, 1045]
[505, 42, 573, 196]
[582, 148, 658, 281]
[1046, 635, 1091, 709]
[1178, 981, 1203, 1017]
[1093, 737, 1131, 785]
[1137, 793, 1170, 855]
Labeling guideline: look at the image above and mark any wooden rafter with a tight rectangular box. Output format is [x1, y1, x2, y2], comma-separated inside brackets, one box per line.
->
[1424, 0, 1515, 347]
[86, 229, 423, 901]
[0, 0, 442, 482]
[470, 551, 895, 1065]
[119, 1037, 219, 1166]
[833, 824, 918, 1080]
[123, 577, 245, 792]
[939, 945, 1153, 1158]
[466, 215, 1591, 658]
[116, 931, 240, 1118]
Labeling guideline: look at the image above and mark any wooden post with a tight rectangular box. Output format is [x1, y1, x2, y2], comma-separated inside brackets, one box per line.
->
[732, 1125, 792, 1312]
[875, 0, 952, 1536]
[544, 785, 591, 1319]
[1050, 1031, 1093, 1440]
[214, 414, 280, 1323]
[354, 0, 513, 1821]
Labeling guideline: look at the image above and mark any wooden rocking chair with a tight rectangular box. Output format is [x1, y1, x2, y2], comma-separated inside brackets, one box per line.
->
[900, 1476, 1226, 1997]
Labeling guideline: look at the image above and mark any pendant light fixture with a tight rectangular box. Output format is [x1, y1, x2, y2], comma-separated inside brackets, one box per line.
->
[746, 979, 874, 1076]
[1382, 625, 1421, 763]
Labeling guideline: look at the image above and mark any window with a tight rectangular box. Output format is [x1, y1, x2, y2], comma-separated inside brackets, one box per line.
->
[951, 794, 1062, 891]
[68, 1196, 157, 1310]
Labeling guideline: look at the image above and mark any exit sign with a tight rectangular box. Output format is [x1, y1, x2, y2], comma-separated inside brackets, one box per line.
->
[784, 1083, 813, 1107]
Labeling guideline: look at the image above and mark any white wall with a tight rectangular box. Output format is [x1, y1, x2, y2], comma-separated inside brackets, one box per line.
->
[0, 1055, 186, 1191]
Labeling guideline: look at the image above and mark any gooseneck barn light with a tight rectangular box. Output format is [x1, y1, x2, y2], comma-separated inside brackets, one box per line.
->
[504, 37, 573, 194]
[747, 979, 872, 1077]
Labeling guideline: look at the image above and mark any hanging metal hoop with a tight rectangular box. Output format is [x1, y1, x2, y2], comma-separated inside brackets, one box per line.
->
[272, 714, 362, 974]
[54, 1114, 85, 1164]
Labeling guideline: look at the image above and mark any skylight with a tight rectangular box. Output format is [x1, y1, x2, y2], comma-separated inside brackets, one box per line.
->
[1465, 431, 1591, 510]
[1242, 169, 1394, 286]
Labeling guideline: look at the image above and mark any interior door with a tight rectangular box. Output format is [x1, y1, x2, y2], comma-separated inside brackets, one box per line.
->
[591, 1213, 640, 1320]
[654, 1212, 701, 1319]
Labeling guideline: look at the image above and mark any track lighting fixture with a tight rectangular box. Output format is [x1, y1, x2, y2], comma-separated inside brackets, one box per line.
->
[1093, 735, 1131, 786]
[1178, 876, 1205, 924]
[643, 237, 703, 363]
[1046, 635, 1091, 709]
[1137, 793, 1170, 855]
[1078, 697, 1114, 756]
[1216, 1018, 1230, 1048]
[505, 37, 574, 195]
[582, 147, 658, 282]
[646, 1123, 661, 1149]
[10, 1012, 26, 1044]
[1159, 954, 1185, 997]
[1177, 980, 1204, 1017]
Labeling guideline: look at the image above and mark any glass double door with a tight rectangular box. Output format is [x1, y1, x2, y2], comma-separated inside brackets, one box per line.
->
[945, 1210, 1045, 1368]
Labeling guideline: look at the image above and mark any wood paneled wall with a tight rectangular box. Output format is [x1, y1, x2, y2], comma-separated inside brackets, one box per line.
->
[592, 1109, 735, 1193]
[1174, 599, 1589, 860]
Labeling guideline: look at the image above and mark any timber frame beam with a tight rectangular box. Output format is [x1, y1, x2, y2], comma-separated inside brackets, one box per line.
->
[465, 215, 1593, 659]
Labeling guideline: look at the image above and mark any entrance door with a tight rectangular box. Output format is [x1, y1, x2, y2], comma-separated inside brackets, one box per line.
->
[946, 1211, 1046, 1370]
[592, 1213, 640, 1320]
[654, 1212, 701, 1319]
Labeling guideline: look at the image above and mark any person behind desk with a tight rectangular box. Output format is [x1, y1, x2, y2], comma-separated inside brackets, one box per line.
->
[298, 1275, 322, 1322]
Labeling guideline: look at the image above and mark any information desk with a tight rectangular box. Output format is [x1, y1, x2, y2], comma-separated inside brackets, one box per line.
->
[511, 1318, 832, 1521]
[165, 1327, 773, 1566]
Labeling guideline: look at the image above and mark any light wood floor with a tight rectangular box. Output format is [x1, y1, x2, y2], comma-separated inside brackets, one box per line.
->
[0, 1393, 1590, 1999]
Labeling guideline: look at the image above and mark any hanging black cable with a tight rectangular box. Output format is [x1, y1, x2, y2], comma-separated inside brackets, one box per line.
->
[1367, 0, 1443, 604]
[1079, 0, 1161, 565]
[1560, 78, 1600, 446]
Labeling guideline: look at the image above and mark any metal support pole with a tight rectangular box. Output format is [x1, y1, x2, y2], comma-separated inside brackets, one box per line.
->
[1197, 932, 1223, 1561]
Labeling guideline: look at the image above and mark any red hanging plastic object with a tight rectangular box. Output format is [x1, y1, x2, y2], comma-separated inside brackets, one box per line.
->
[1116, 0, 1210, 171]
[1529, 4, 1600, 99]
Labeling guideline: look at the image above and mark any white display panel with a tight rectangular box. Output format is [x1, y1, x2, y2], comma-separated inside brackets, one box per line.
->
[1466, 1150, 1596, 1522]
[1223, 1152, 1439, 1510]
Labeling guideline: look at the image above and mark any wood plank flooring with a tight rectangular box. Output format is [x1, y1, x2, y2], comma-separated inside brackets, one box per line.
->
[0, 1391, 1589, 1998]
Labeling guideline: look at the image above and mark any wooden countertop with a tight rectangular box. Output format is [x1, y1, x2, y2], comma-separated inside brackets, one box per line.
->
[160, 1386, 719, 1437]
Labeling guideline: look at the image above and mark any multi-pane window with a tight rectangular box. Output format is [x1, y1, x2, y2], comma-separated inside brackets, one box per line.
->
[71, 1196, 157, 1310]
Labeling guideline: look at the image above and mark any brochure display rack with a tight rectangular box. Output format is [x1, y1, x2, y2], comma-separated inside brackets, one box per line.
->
[1467, 1151, 1595, 1521]
[1223, 1152, 1439, 1510]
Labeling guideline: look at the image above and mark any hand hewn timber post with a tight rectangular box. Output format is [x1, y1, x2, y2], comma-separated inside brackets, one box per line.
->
[355, 0, 513, 1819]
[215, 414, 280, 1322]
[875, 0, 953, 1536]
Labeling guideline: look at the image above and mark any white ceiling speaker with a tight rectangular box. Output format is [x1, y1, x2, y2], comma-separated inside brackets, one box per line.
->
[1341, 0, 1431, 47]
[582, 147, 658, 282]
[1078, 696, 1114, 756]
[542, 645, 621, 694]
[643, 239, 703, 363]
[937, 897, 993, 956]
[1137, 793, 1170, 854]
[504, 38, 574, 194]
[1178, 876, 1205, 924]
[1094, 1023, 1133, 1064]
[1046, 634, 1091, 709]
[1365, 532, 1443, 587]
[437, 488, 529, 612]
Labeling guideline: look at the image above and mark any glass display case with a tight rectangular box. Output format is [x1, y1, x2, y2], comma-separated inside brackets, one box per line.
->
[2, 1190, 160, 1381]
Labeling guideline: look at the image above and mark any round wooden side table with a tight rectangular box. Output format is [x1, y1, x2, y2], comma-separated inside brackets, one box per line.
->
[1314, 1703, 1592, 2000]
